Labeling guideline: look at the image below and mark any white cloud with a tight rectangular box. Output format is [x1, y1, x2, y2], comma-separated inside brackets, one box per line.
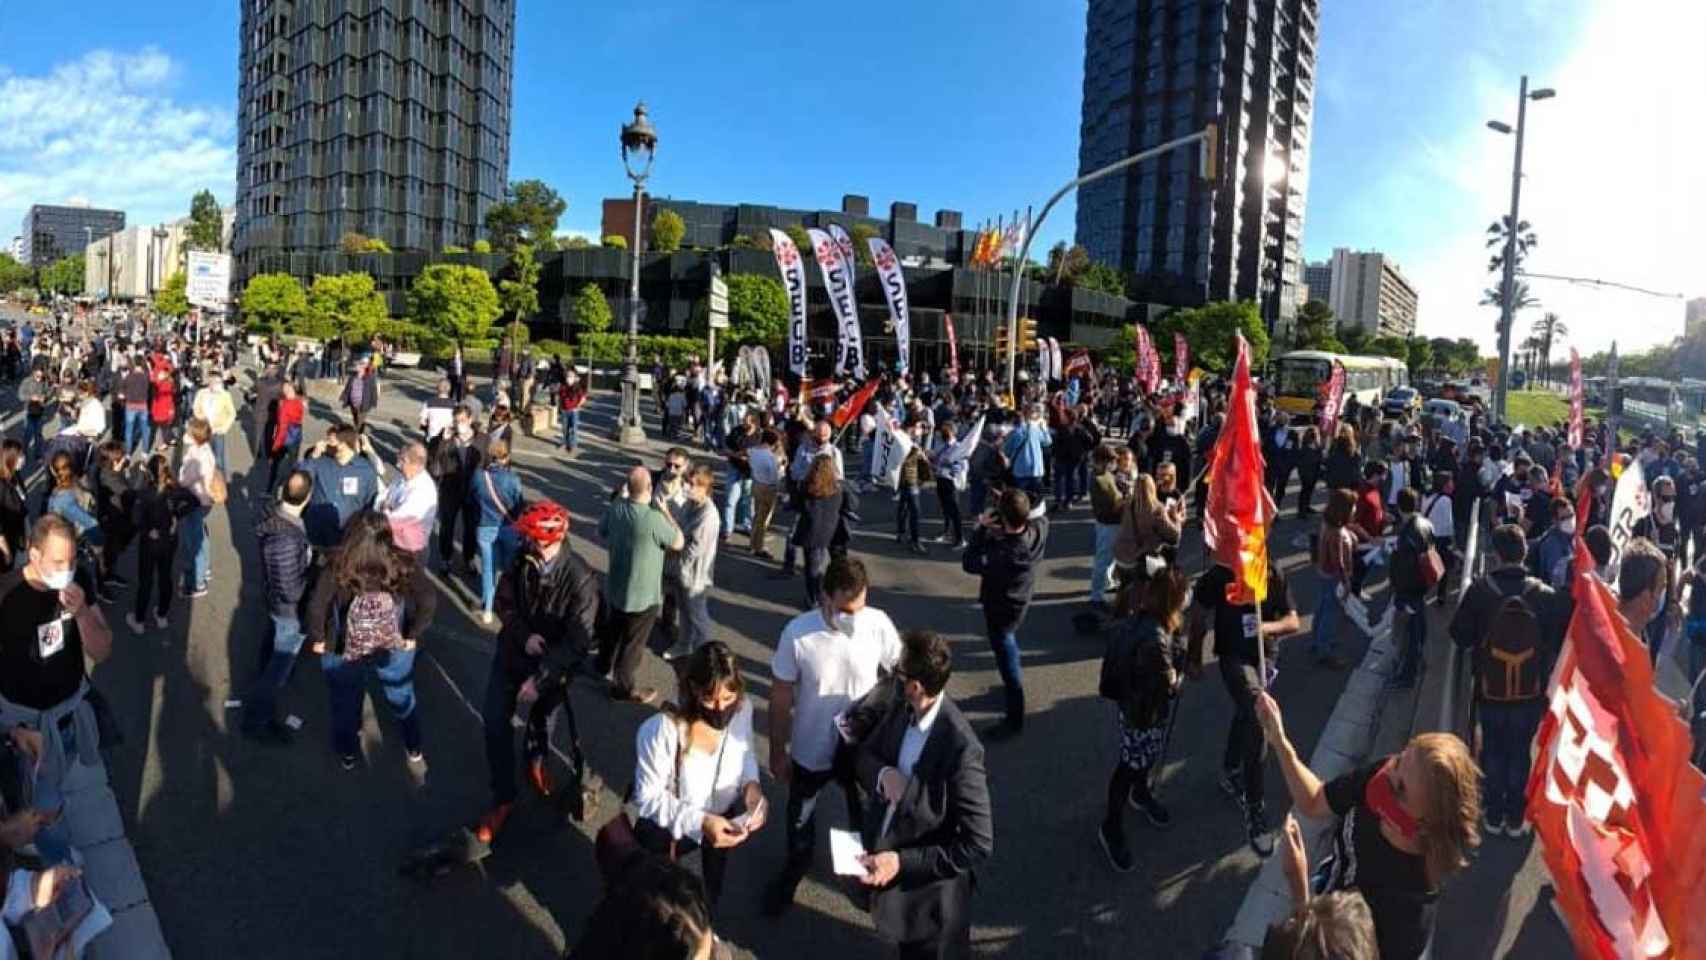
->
[0, 47, 234, 242]
[1404, 0, 1706, 357]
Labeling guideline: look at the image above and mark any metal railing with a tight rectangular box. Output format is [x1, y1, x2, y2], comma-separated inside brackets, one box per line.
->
[1432, 497, 1483, 737]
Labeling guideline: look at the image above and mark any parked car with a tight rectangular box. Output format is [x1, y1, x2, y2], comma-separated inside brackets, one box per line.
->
[1382, 386, 1421, 417]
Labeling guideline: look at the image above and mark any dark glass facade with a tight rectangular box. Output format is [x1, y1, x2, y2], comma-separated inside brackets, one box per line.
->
[232, 0, 514, 285]
[20, 205, 125, 267]
[1075, 0, 1316, 333]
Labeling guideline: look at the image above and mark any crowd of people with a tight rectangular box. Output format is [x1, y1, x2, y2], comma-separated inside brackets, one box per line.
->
[3, 301, 1700, 959]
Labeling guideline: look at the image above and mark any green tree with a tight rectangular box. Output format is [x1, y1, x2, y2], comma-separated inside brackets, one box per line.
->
[1156, 301, 1268, 373]
[1048, 242, 1090, 284]
[362, 237, 391, 254]
[340, 232, 372, 255]
[240, 273, 308, 332]
[558, 235, 591, 250]
[1481, 281, 1539, 343]
[1293, 300, 1335, 349]
[1076, 261, 1127, 297]
[472, 239, 493, 253]
[308, 273, 389, 340]
[498, 243, 541, 324]
[850, 224, 880, 266]
[408, 263, 501, 343]
[155, 270, 189, 317]
[570, 283, 613, 333]
[40, 255, 86, 297]
[0, 253, 29, 294]
[651, 209, 685, 253]
[442, 244, 467, 254]
[783, 224, 811, 252]
[1486, 215, 1538, 275]
[1367, 335, 1410, 361]
[484, 179, 567, 251]
[1406, 338, 1434, 376]
[602, 234, 628, 250]
[1530, 312, 1567, 386]
[185, 189, 224, 252]
[726, 273, 789, 347]
[1337, 324, 1371, 355]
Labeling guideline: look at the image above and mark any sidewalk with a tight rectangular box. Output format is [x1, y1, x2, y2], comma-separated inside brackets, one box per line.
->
[63, 747, 170, 958]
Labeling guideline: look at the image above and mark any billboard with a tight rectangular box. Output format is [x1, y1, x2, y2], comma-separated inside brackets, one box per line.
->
[185, 251, 232, 309]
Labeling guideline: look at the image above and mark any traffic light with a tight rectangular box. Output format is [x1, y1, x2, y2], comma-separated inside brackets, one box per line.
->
[994, 325, 1010, 362]
[1019, 319, 1039, 352]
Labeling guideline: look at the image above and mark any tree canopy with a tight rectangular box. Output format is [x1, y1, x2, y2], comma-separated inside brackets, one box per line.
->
[725, 273, 789, 348]
[0, 254, 29, 294]
[1155, 300, 1269, 373]
[155, 271, 189, 317]
[39, 255, 85, 297]
[240, 273, 308, 332]
[308, 273, 389, 340]
[1292, 300, 1335, 349]
[602, 235, 627, 250]
[409, 263, 501, 343]
[498, 243, 541, 324]
[570, 282, 613, 334]
[485, 179, 567, 251]
[651, 209, 685, 253]
[186, 190, 224, 252]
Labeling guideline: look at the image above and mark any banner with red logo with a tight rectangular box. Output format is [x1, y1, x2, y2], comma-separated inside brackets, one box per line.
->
[1527, 539, 1706, 959]
[1569, 348, 1584, 449]
[867, 237, 910, 375]
[767, 228, 808, 378]
[1319, 362, 1346, 438]
[1065, 349, 1093, 379]
[1174, 332, 1189, 385]
[1134, 325, 1155, 390]
[806, 228, 865, 380]
[943, 313, 959, 374]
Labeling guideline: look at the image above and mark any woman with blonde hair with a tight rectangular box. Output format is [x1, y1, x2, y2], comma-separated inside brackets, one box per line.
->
[1112, 472, 1183, 579]
[1256, 692, 1480, 960]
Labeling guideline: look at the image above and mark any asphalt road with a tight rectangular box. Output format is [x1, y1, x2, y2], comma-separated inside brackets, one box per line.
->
[17, 337, 1383, 958]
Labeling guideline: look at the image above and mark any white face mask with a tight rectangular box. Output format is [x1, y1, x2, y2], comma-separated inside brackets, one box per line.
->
[40, 569, 72, 591]
[1556, 517, 1576, 536]
[826, 606, 857, 635]
[1658, 503, 1675, 523]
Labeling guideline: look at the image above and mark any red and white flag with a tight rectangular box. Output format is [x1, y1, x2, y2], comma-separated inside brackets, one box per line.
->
[1526, 539, 1706, 959]
[1569, 348, 1585, 449]
[1319, 362, 1346, 439]
[1174, 332, 1189, 385]
[943, 313, 959, 375]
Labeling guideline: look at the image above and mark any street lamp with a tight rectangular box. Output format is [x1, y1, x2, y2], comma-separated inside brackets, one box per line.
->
[1487, 76, 1555, 423]
[614, 101, 657, 446]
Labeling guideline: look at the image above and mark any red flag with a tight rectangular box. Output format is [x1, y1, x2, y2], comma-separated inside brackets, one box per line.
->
[1203, 335, 1277, 604]
[1174, 332, 1189, 384]
[1133, 325, 1154, 390]
[831, 378, 880, 430]
[1526, 539, 1706, 959]
[1319, 362, 1346, 439]
[1569, 348, 1585, 449]
[1064, 349, 1093, 379]
[944, 313, 959, 374]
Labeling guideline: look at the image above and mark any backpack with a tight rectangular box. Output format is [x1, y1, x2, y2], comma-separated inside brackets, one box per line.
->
[1478, 581, 1545, 702]
[343, 591, 406, 661]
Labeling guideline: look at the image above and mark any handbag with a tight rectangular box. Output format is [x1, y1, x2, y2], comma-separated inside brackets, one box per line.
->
[596, 719, 725, 883]
[1419, 543, 1445, 588]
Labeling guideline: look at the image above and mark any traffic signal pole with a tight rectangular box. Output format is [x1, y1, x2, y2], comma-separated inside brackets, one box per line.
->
[1003, 125, 1217, 401]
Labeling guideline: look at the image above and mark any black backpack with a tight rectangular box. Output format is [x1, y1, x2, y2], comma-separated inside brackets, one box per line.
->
[1478, 579, 1546, 702]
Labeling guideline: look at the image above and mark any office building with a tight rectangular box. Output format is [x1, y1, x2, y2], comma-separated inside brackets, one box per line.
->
[6, 237, 22, 263]
[20, 204, 125, 267]
[1327, 247, 1417, 338]
[82, 209, 236, 302]
[1303, 260, 1331, 304]
[1075, 0, 1318, 334]
[1687, 297, 1706, 338]
[600, 193, 975, 266]
[232, 0, 516, 287]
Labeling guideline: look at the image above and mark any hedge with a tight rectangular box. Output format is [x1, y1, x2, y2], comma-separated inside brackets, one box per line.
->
[575, 332, 701, 369]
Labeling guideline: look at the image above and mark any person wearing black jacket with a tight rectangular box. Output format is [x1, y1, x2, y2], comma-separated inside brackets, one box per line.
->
[1293, 426, 1324, 517]
[91, 441, 138, 594]
[243, 471, 314, 743]
[0, 440, 26, 569]
[427, 405, 484, 574]
[128, 453, 193, 632]
[962, 488, 1050, 742]
[1385, 488, 1436, 690]
[477, 500, 600, 844]
[854, 629, 993, 960]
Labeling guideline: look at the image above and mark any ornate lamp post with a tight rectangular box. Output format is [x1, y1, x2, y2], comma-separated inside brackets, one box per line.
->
[615, 101, 657, 445]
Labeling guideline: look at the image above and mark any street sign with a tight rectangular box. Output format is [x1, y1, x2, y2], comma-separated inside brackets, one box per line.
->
[708, 273, 729, 329]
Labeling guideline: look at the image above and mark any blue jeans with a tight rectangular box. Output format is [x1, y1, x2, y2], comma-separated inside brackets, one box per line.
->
[320, 647, 422, 758]
[245, 612, 303, 730]
[1391, 594, 1427, 685]
[22, 416, 42, 464]
[123, 408, 149, 455]
[862, 440, 876, 485]
[1091, 522, 1118, 604]
[1479, 699, 1545, 825]
[1311, 572, 1344, 659]
[1052, 465, 1080, 505]
[476, 524, 514, 614]
[210, 433, 228, 475]
[179, 504, 209, 591]
[722, 468, 751, 532]
[987, 623, 1025, 727]
[897, 485, 923, 543]
[560, 408, 580, 449]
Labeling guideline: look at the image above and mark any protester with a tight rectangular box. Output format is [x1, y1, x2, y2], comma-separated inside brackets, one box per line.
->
[428, 403, 484, 575]
[478, 500, 600, 843]
[660, 463, 721, 661]
[243, 470, 314, 743]
[297, 426, 384, 551]
[764, 556, 901, 915]
[191, 366, 237, 474]
[420, 378, 456, 441]
[1088, 444, 1128, 611]
[176, 417, 221, 599]
[470, 437, 524, 624]
[339, 353, 380, 433]
[0, 441, 25, 569]
[631, 642, 765, 910]
[1258, 691, 1480, 960]
[853, 628, 993, 959]
[558, 369, 587, 454]
[567, 854, 733, 960]
[596, 465, 685, 705]
[746, 428, 784, 560]
[1001, 404, 1051, 500]
[1385, 487, 1437, 689]
[266, 380, 305, 491]
[894, 421, 933, 555]
[305, 511, 436, 773]
[962, 487, 1050, 742]
[1097, 569, 1190, 872]
[381, 441, 438, 559]
[928, 420, 968, 549]
[798, 455, 847, 607]
[1112, 473, 1183, 584]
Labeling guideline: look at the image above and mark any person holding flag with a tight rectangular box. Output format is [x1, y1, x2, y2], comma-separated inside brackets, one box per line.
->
[1189, 335, 1300, 857]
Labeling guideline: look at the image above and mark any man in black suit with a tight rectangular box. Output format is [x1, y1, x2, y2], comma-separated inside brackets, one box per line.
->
[855, 629, 994, 959]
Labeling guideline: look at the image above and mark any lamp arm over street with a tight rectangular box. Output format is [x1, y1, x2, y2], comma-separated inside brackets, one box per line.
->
[1004, 126, 1215, 398]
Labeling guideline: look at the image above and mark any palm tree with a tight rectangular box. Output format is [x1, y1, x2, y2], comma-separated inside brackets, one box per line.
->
[1530, 312, 1567, 386]
[1482, 281, 1539, 342]
[1518, 335, 1545, 385]
[1486, 215, 1538, 274]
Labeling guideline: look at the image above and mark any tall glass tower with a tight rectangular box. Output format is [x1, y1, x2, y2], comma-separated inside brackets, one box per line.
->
[1076, 0, 1317, 334]
[232, 0, 514, 283]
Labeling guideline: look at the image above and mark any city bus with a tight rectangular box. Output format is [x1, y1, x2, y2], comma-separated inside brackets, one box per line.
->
[1613, 377, 1686, 433]
[1269, 350, 1409, 422]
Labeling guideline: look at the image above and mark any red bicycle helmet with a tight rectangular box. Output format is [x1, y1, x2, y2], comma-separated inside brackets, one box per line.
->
[513, 499, 570, 546]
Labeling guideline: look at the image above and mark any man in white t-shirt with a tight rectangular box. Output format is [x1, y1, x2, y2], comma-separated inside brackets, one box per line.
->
[763, 556, 902, 915]
[381, 442, 438, 556]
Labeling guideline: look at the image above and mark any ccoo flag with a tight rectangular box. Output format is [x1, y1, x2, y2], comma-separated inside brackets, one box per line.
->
[1203, 334, 1277, 605]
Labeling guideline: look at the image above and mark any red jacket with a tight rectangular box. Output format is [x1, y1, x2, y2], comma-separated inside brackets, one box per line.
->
[1353, 482, 1385, 537]
[149, 368, 176, 424]
[558, 382, 587, 412]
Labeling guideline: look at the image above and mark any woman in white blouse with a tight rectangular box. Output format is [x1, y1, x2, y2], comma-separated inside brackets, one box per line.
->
[631, 641, 766, 908]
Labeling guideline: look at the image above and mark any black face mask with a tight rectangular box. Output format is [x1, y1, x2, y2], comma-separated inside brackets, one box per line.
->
[701, 701, 737, 731]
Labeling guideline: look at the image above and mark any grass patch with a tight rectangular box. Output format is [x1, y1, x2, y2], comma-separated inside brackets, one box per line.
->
[1504, 390, 1570, 428]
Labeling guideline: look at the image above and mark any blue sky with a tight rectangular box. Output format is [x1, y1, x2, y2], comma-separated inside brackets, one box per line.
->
[2, 0, 1700, 352]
